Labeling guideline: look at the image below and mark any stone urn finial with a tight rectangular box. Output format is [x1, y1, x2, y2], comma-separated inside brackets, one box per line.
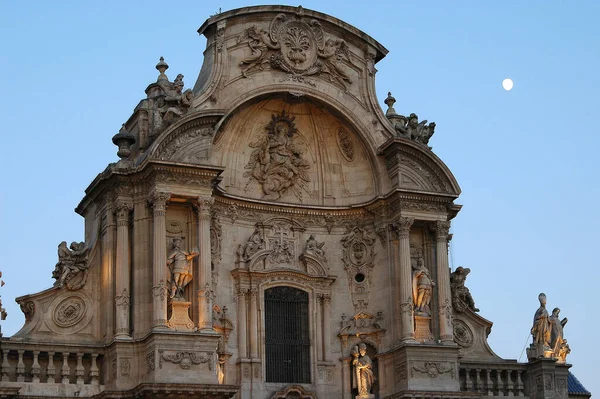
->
[156, 56, 169, 82]
[384, 92, 398, 117]
[112, 124, 136, 160]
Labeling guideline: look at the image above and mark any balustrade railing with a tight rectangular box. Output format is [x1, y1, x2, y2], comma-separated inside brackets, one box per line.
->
[0, 340, 104, 388]
[459, 362, 527, 397]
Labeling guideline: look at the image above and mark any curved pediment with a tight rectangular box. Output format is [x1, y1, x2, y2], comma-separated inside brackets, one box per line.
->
[379, 137, 461, 197]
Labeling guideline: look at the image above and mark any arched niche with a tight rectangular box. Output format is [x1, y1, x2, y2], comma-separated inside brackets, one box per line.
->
[210, 95, 381, 206]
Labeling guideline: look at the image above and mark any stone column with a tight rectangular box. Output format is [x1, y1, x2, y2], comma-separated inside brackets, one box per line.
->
[432, 220, 453, 343]
[342, 357, 352, 399]
[322, 294, 332, 361]
[316, 295, 323, 361]
[151, 191, 170, 330]
[249, 288, 259, 359]
[396, 217, 415, 342]
[197, 197, 214, 331]
[114, 201, 133, 340]
[237, 288, 248, 359]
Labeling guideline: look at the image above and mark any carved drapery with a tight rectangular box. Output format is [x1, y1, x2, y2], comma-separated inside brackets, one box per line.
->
[150, 192, 170, 329]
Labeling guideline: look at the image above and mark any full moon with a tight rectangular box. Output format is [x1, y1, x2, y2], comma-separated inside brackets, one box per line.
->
[502, 78, 514, 91]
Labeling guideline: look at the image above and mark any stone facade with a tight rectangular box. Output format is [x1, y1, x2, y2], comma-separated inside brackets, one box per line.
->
[0, 6, 589, 399]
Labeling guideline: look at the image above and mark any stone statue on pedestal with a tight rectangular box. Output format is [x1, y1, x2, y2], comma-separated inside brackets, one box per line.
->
[412, 259, 434, 315]
[527, 293, 571, 362]
[351, 343, 375, 398]
[531, 293, 551, 350]
[166, 238, 199, 299]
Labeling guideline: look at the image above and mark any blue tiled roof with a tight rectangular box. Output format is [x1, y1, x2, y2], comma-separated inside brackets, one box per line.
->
[568, 371, 591, 396]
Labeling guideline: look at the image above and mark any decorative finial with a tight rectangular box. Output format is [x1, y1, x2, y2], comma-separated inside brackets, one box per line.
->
[112, 124, 136, 160]
[296, 5, 304, 17]
[156, 57, 169, 82]
[384, 92, 398, 117]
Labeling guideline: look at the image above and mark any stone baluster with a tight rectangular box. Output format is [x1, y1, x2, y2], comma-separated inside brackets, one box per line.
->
[151, 192, 170, 329]
[396, 217, 415, 342]
[474, 368, 482, 392]
[507, 369, 515, 396]
[90, 353, 100, 386]
[516, 370, 525, 397]
[61, 352, 70, 383]
[31, 351, 41, 383]
[432, 220, 453, 343]
[47, 351, 56, 383]
[464, 367, 472, 390]
[322, 294, 332, 361]
[237, 288, 248, 359]
[197, 197, 214, 331]
[16, 350, 25, 382]
[249, 288, 259, 359]
[76, 353, 85, 384]
[1, 349, 10, 382]
[497, 369, 505, 397]
[485, 369, 494, 396]
[115, 201, 133, 340]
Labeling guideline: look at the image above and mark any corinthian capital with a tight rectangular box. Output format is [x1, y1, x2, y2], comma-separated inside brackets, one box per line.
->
[114, 201, 133, 225]
[196, 196, 215, 219]
[394, 217, 414, 239]
[431, 220, 451, 240]
[149, 191, 171, 212]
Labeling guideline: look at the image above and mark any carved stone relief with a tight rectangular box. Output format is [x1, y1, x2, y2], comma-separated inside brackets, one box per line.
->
[210, 216, 222, 287]
[337, 128, 355, 162]
[53, 296, 86, 328]
[452, 319, 474, 348]
[159, 350, 213, 370]
[341, 226, 376, 311]
[19, 301, 35, 323]
[338, 311, 385, 348]
[120, 358, 131, 377]
[243, 110, 310, 201]
[411, 361, 455, 379]
[450, 266, 479, 313]
[239, 7, 354, 91]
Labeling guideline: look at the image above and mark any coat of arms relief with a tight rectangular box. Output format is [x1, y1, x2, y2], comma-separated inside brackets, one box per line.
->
[238, 7, 354, 91]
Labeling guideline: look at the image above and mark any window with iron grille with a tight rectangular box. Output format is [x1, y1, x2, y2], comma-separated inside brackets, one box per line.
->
[265, 286, 311, 383]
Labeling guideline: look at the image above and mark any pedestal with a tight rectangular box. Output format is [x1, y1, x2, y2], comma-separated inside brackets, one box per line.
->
[414, 315, 433, 343]
[168, 301, 194, 331]
[355, 394, 375, 399]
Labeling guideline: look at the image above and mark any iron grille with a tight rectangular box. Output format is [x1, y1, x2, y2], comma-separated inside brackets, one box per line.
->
[265, 286, 311, 383]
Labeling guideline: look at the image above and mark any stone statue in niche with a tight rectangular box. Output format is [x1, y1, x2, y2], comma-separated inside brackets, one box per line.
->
[238, 7, 354, 90]
[166, 238, 199, 299]
[303, 234, 325, 260]
[527, 293, 571, 362]
[450, 266, 479, 312]
[412, 258, 434, 315]
[243, 110, 310, 201]
[352, 343, 375, 398]
[52, 241, 90, 290]
[550, 307, 570, 363]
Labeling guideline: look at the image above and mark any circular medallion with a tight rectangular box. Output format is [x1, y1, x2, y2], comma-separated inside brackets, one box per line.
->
[53, 296, 86, 328]
[453, 319, 474, 348]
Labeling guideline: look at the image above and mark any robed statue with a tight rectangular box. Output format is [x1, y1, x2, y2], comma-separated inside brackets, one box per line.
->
[351, 343, 375, 398]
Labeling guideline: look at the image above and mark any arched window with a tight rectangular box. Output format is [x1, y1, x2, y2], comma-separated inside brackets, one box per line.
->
[265, 286, 311, 383]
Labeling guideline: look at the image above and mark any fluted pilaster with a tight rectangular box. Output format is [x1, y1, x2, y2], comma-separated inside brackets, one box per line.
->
[432, 220, 453, 343]
[396, 217, 415, 342]
[114, 201, 133, 339]
[151, 191, 170, 329]
[197, 196, 214, 330]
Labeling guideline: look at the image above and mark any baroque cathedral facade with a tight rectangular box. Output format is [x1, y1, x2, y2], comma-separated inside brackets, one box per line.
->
[0, 6, 590, 399]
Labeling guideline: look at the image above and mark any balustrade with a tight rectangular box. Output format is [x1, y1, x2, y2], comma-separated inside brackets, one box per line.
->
[0, 341, 104, 387]
[460, 363, 526, 397]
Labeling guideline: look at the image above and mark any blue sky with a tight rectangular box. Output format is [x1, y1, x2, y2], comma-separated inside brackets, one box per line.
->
[1, 0, 598, 394]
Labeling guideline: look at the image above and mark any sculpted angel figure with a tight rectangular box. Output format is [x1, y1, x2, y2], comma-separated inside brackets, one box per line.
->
[412, 258, 434, 315]
[450, 266, 479, 312]
[550, 307, 570, 362]
[52, 241, 89, 289]
[351, 343, 375, 397]
[166, 238, 199, 299]
[304, 234, 325, 259]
